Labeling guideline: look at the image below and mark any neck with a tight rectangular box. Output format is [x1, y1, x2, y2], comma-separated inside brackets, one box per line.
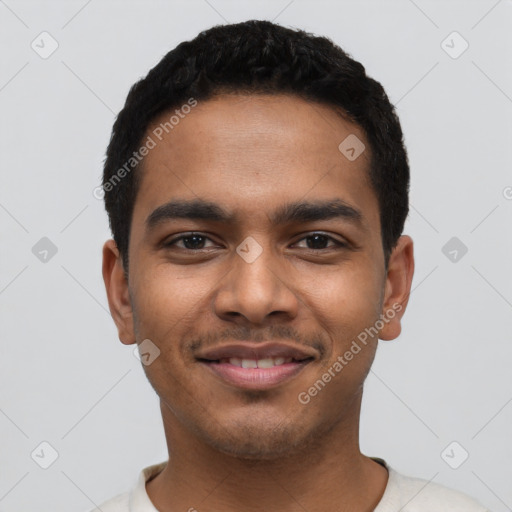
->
[146, 396, 388, 512]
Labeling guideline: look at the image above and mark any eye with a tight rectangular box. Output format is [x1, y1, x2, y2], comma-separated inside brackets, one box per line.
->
[292, 233, 347, 250]
[163, 233, 218, 250]
[162, 232, 348, 252]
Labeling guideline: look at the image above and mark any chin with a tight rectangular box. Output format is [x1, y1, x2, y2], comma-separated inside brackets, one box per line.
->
[209, 434, 299, 460]
[200, 416, 317, 461]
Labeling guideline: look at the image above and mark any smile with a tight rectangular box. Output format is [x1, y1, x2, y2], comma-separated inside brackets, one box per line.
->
[199, 357, 313, 390]
[220, 356, 294, 368]
[196, 341, 317, 390]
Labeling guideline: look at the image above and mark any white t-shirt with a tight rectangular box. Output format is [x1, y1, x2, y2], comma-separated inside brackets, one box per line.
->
[88, 458, 489, 512]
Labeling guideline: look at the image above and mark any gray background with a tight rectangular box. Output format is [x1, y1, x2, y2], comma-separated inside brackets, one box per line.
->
[1, 0, 511, 510]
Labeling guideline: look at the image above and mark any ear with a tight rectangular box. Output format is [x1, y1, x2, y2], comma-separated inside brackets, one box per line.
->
[102, 239, 136, 345]
[379, 235, 414, 341]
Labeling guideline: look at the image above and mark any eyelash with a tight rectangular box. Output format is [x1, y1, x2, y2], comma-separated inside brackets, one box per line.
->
[163, 232, 348, 251]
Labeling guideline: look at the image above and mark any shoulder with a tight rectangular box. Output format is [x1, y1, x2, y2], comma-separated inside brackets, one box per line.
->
[86, 491, 130, 512]
[83, 461, 166, 512]
[383, 466, 488, 511]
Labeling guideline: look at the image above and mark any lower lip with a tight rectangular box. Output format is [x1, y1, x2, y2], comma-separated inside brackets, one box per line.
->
[200, 361, 311, 390]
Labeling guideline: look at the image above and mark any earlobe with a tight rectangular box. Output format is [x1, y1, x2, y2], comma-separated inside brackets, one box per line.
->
[102, 239, 136, 345]
[379, 235, 414, 341]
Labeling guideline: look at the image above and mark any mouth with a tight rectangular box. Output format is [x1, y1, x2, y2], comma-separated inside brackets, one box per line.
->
[196, 343, 316, 390]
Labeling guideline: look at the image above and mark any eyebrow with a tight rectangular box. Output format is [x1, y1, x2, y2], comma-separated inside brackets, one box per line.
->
[145, 198, 363, 231]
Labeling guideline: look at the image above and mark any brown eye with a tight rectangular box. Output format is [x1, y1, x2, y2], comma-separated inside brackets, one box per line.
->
[293, 233, 347, 250]
[164, 233, 217, 250]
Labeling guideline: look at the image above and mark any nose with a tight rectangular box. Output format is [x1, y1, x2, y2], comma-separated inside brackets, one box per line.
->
[213, 240, 299, 325]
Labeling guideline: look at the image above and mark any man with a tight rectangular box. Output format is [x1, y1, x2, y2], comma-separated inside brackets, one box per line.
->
[96, 19, 487, 512]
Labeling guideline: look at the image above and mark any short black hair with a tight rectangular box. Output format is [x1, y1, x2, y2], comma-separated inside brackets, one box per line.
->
[103, 19, 409, 272]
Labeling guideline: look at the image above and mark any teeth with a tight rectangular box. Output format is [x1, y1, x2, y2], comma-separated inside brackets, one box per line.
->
[257, 358, 274, 368]
[223, 357, 293, 368]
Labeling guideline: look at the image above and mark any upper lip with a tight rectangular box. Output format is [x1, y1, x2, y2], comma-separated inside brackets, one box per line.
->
[196, 342, 317, 362]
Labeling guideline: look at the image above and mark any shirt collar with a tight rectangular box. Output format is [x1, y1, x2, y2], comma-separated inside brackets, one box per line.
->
[130, 458, 394, 511]
[129, 461, 166, 511]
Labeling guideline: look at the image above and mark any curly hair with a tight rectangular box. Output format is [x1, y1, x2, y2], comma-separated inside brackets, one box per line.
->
[103, 19, 409, 271]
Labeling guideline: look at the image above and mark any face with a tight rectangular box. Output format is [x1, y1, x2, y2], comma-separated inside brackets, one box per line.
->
[103, 93, 414, 460]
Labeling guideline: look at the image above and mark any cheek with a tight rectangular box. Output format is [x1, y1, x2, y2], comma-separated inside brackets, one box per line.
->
[130, 263, 212, 338]
[129, 270, 202, 402]
[297, 261, 384, 344]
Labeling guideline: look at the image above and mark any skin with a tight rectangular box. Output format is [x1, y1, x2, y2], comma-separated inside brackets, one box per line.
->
[103, 93, 414, 512]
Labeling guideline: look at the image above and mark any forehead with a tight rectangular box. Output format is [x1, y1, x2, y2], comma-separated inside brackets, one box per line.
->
[132, 93, 379, 234]
[145, 93, 369, 173]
